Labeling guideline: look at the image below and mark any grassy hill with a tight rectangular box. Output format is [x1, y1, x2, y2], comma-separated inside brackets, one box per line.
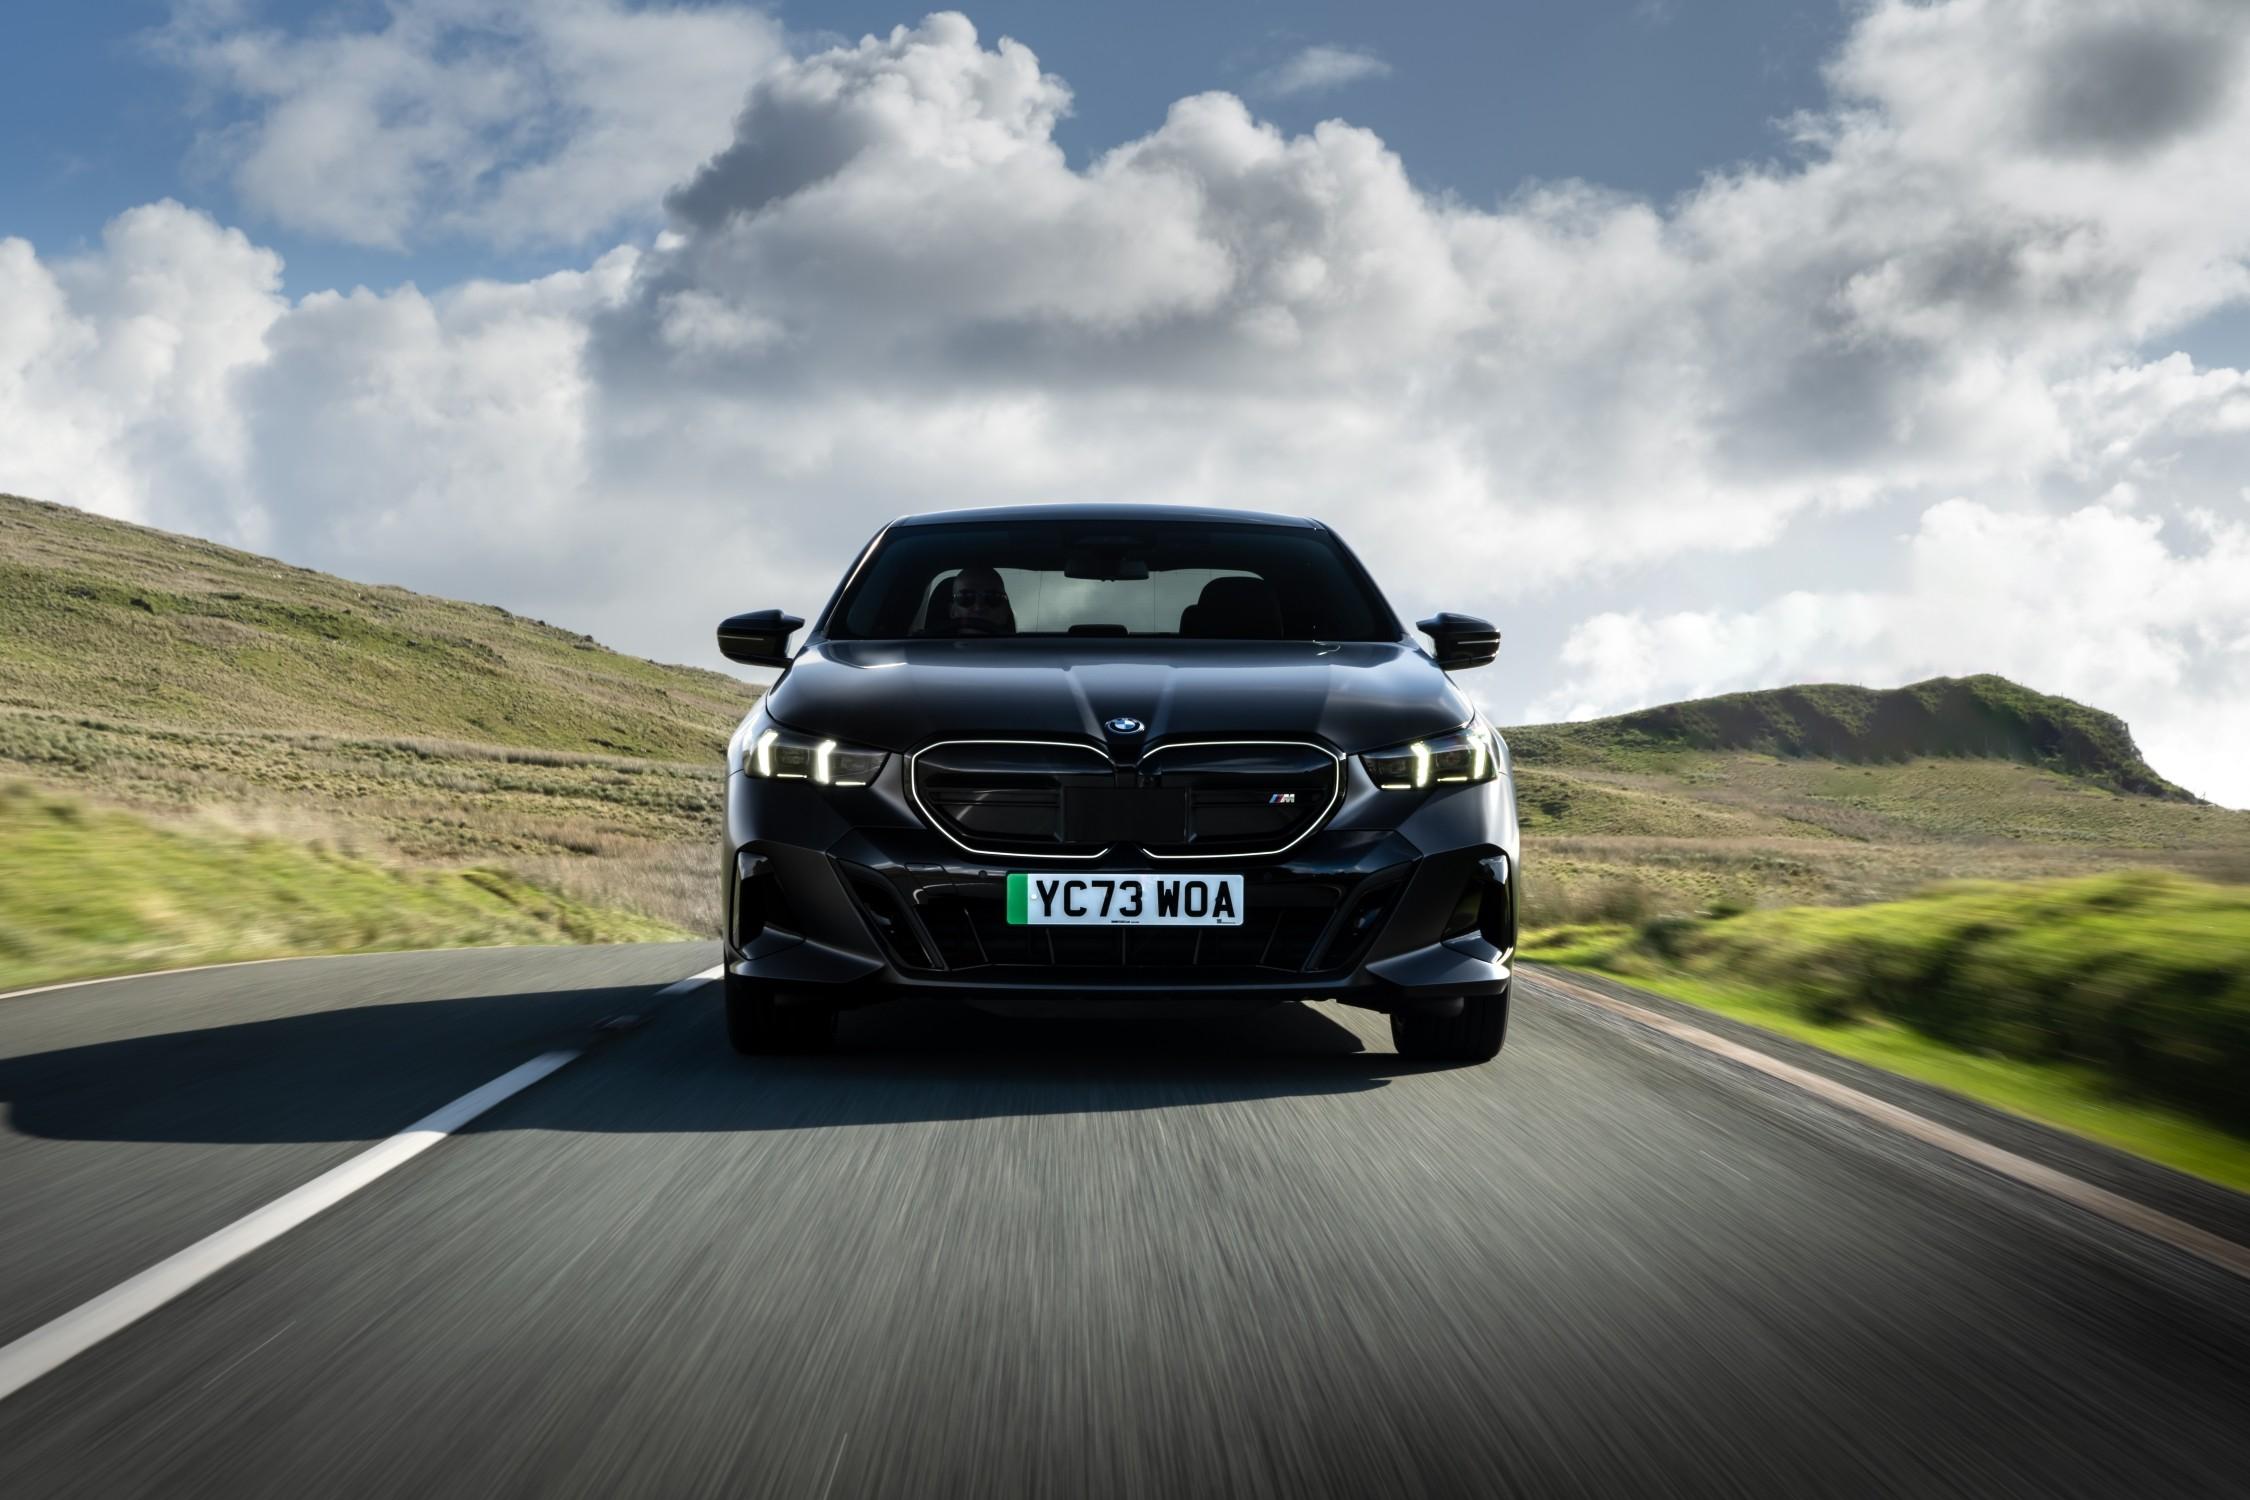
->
[0, 493, 755, 758]
[1501, 677, 2250, 924]
[0, 495, 759, 979]
[1510, 675, 2193, 800]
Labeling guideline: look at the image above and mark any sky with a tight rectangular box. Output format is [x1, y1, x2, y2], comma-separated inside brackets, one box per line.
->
[3, 0, 2249, 804]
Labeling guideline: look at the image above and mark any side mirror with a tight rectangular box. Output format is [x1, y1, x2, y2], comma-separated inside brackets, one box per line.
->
[717, 609, 804, 668]
[1417, 612, 1500, 670]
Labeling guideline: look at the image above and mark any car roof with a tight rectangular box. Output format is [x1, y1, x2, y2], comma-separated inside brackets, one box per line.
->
[886, 503, 1321, 530]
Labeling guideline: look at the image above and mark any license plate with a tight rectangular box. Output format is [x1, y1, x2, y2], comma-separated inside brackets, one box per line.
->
[1005, 872, 1243, 926]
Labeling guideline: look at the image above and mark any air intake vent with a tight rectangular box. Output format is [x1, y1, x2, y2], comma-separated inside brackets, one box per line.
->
[732, 852, 797, 946]
[1478, 854, 1516, 952]
[1315, 869, 1408, 972]
[912, 882, 1343, 973]
[840, 865, 933, 970]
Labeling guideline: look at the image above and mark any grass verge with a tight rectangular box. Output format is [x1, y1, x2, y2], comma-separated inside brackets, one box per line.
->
[1539, 961, 2250, 1194]
[1522, 870, 2250, 1194]
[0, 782, 688, 995]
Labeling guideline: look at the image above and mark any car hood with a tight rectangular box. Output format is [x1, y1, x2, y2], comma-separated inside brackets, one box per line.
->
[760, 639, 1474, 755]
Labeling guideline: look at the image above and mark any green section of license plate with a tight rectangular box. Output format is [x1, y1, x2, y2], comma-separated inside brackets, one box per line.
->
[1004, 871, 1244, 926]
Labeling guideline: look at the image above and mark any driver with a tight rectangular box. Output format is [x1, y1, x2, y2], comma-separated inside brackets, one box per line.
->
[948, 566, 1016, 636]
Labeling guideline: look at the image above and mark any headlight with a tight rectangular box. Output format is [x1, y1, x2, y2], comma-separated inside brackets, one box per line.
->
[1361, 722, 1505, 790]
[734, 719, 888, 787]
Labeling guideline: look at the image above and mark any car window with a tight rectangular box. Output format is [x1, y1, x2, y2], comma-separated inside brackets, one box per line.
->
[912, 567, 1259, 636]
[829, 521, 1398, 641]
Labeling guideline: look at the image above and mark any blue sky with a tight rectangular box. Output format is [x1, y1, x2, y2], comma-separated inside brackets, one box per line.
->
[5, 1, 1849, 296]
[6, 1, 2250, 802]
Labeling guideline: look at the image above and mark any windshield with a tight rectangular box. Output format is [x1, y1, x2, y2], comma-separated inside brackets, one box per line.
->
[825, 519, 1399, 642]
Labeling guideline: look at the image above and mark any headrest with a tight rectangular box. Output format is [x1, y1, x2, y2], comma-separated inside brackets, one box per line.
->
[920, 575, 955, 635]
[1181, 576, 1282, 639]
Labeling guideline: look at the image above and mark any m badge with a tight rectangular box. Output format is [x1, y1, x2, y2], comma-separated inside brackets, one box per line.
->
[1268, 792, 1297, 805]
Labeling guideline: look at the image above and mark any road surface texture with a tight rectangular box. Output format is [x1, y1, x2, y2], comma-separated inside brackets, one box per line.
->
[1, 942, 2245, 1497]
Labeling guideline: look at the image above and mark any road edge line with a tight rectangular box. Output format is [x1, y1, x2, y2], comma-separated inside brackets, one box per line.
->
[1, 943, 723, 1005]
[1, 954, 337, 1004]
[0, 965, 722, 1405]
[1530, 969, 2250, 1282]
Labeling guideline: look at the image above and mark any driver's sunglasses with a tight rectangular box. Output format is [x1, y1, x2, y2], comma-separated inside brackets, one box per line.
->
[954, 588, 1010, 607]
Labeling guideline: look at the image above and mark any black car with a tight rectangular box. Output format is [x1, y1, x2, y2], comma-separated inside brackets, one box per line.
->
[715, 505, 1518, 1061]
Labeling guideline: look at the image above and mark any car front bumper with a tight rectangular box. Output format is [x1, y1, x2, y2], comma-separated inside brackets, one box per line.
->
[722, 758, 1518, 1014]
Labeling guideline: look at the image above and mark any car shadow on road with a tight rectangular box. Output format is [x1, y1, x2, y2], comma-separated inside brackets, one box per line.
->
[523, 993, 1458, 1135]
[0, 987, 1451, 1146]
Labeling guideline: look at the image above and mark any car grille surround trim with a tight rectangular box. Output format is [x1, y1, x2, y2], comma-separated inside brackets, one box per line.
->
[1135, 739, 1343, 862]
[905, 738, 1116, 861]
[904, 735, 1343, 862]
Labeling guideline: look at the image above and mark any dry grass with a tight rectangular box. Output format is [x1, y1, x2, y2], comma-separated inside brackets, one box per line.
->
[0, 782, 684, 993]
[1514, 739, 2250, 938]
[0, 707, 726, 933]
[516, 839, 721, 939]
[1517, 828, 2250, 937]
[0, 493, 756, 936]
[0, 493, 758, 759]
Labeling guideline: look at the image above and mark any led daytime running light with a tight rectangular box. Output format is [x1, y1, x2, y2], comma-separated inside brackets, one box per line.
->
[741, 722, 886, 788]
[1362, 723, 1502, 791]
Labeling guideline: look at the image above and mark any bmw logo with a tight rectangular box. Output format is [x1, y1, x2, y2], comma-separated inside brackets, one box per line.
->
[1105, 716, 1145, 735]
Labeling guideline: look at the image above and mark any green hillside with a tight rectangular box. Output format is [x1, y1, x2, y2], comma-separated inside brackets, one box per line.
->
[0, 495, 758, 964]
[1501, 678, 2250, 924]
[0, 493, 757, 759]
[1509, 675, 2192, 800]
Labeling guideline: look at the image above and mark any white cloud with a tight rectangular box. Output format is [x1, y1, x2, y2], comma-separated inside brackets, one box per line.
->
[237, 249, 643, 603]
[6, 3, 2250, 803]
[1254, 44, 1393, 99]
[154, 0, 785, 249]
[0, 202, 284, 542]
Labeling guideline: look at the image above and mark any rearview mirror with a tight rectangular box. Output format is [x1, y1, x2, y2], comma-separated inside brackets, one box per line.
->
[1417, 612, 1500, 670]
[1063, 547, 1150, 581]
[717, 609, 804, 668]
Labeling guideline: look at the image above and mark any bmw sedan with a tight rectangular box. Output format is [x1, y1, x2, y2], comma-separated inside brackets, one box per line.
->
[715, 505, 1518, 1061]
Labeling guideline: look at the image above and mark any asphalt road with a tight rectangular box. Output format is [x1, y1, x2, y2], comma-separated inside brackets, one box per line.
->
[1, 944, 2245, 1498]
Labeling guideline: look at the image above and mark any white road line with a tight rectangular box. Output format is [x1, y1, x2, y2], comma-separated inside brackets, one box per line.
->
[1, 947, 727, 1005]
[0, 954, 323, 1003]
[0, 965, 722, 1405]
[1530, 968, 2250, 1282]
[654, 967, 724, 998]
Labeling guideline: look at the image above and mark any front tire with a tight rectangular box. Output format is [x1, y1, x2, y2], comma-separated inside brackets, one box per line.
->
[1390, 984, 1509, 1063]
[725, 972, 837, 1055]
